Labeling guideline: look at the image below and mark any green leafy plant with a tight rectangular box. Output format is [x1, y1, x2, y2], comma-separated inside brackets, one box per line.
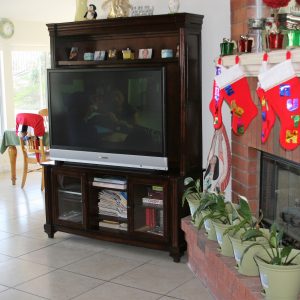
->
[241, 223, 300, 266]
[223, 195, 263, 237]
[182, 177, 230, 229]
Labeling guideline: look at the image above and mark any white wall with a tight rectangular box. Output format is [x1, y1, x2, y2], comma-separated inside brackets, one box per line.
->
[0, 0, 231, 189]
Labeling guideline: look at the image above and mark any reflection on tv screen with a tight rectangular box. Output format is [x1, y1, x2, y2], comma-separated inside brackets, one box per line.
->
[48, 68, 166, 156]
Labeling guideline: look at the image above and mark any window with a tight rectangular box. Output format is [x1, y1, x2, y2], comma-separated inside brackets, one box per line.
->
[12, 51, 50, 114]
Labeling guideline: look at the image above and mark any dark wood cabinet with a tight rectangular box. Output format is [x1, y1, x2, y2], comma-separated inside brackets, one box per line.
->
[44, 13, 203, 262]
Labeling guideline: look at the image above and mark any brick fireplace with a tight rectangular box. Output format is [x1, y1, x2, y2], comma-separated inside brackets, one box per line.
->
[181, 2, 300, 299]
[231, 77, 300, 214]
[230, 0, 300, 215]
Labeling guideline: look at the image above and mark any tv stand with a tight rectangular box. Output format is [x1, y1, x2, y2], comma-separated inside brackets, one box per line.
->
[44, 13, 203, 262]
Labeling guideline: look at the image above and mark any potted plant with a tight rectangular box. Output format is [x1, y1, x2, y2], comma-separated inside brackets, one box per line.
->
[224, 195, 267, 276]
[182, 177, 217, 240]
[198, 193, 236, 256]
[241, 223, 300, 299]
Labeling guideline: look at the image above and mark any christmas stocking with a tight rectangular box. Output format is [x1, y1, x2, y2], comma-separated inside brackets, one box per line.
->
[214, 56, 258, 135]
[258, 51, 300, 150]
[209, 58, 225, 129]
[256, 53, 276, 143]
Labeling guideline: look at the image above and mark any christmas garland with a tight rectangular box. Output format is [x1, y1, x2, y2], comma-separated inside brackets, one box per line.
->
[263, 0, 290, 8]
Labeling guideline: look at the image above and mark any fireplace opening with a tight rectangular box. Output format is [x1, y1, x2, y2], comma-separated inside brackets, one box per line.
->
[260, 152, 300, 248]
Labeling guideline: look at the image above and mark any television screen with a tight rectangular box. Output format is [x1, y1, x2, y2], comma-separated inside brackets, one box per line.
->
[47, 67, 167, 170]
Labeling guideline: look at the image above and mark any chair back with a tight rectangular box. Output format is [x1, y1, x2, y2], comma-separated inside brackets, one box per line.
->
[38, 108, 49, 131]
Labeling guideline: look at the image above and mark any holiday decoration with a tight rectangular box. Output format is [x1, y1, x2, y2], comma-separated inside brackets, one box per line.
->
[263, 0, 290, 8]
[296, 0, 300, 5]
[210, 56, 258, 135]
[204, 124, 231, 193]
[258, 51, 300, 150]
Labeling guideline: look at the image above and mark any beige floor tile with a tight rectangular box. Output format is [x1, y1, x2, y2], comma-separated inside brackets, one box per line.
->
[0, 171, 208, 300]
[20, 228, 72, 242]
[167, 278, 214, 300]
[101, 243, 167, 263]
[0, 289, 45, 300]
[0, 232, 14, 241]
[73, 282, 161, 300]
[0, 285, 8, 293]
[159, 297, 183, 300]
[112, 262, 194, 294]
[0, 258, 53, 287]
[19, 243, 98, 268]
[0, 235, 54, 257]
[16, 269, 103, 300]
[63, 252, 143, 280]
[54, 235, 109, 253]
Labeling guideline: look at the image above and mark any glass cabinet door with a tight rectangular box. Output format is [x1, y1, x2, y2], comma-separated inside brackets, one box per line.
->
[55, 173, 83, 225]
[132, 182, 166, 237]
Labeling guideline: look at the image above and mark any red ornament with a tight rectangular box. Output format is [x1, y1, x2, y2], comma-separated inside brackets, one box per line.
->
[296, 0, 300, 5]
[263, 0, 290, 8]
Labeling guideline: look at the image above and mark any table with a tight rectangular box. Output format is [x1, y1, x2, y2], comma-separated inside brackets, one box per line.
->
[0, 130, 49, 185]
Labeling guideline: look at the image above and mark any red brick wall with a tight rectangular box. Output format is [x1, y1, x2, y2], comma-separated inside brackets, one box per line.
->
[231, 0, 270, 41]
[182, 217, 264, 300]
[231, 78, 300, 215]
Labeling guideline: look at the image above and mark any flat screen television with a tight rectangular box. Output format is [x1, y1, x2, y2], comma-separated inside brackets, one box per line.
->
[47, 67, 168, 170]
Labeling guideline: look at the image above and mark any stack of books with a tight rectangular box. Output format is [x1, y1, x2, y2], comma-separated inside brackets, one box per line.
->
[93, 176, 127, 190]
[98, 189, 127, 219]
[143, 185, 164, 235]
[98, 220, 128, 231]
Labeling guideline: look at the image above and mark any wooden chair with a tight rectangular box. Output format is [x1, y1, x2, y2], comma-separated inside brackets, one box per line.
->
[16, 112, 49, 190]
[19, 135, 48, 190]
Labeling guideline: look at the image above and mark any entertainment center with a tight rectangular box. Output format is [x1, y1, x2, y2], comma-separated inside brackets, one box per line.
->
[43, 13, 203, 262]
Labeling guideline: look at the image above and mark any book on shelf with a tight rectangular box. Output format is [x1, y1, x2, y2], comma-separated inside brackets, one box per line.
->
[94, 176, 127, 185]
[92, 181, 127, 189]
[142, 197, 163, 207]
[147, 189, 163, 200]
[99, 220, 127, 231]
[152, 185, 163, 192]
[145, 207, 156, 228]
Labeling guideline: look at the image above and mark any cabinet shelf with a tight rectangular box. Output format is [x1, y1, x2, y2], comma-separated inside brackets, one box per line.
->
[99, 214, 127, 223]
[57, 58, 178, 67]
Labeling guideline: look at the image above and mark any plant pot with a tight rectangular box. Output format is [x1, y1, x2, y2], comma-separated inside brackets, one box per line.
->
[229, 231, 268, 276]
[212, 221, 234, 257]
[255, 249, 300, 300]
[201, 210, 217, 241]
[186, 195, 201, 228]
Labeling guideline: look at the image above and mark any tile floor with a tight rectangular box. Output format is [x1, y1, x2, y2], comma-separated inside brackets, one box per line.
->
[0, 171, 214, 300]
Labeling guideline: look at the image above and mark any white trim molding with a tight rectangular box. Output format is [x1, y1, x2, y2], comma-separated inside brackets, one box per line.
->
[219, 49, 300, 77]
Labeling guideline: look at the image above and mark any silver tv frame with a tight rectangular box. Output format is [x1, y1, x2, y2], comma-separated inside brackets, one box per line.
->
[50, 149, 168, 171]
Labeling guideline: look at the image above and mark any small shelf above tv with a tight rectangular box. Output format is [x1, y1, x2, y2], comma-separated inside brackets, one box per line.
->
[57, 58, 179, 67]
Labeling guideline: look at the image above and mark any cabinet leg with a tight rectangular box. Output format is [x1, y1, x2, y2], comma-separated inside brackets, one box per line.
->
[169, 247, 184, 263]
[44, 224, 56, 238]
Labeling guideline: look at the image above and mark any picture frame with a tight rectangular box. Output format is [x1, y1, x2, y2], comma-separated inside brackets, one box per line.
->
[138, 48, 152, 59]
[69, 47, 79, 60]
[94, 50, 107, 61]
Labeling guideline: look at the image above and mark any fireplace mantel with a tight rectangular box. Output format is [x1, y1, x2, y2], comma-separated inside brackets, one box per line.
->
[220, 49, 300, 77]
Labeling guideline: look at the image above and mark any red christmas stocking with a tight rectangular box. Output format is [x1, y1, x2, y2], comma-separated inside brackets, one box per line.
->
[209, 59, 224, 129]
[256, 87, 276, 143]
[256, 53, 276, 143]
[258, 51, 300, 150]
[214, 56, 258, 135]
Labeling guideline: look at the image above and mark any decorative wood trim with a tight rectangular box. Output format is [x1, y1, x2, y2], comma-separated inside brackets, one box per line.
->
[219, 49, 300, 77]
